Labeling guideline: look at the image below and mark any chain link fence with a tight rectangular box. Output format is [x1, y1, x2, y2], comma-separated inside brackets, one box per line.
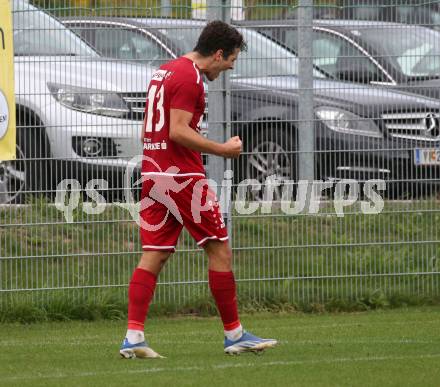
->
[1, 0, 439, 314]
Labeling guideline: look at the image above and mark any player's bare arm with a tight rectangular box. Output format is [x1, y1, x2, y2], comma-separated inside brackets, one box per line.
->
[169, 108, 242, 158]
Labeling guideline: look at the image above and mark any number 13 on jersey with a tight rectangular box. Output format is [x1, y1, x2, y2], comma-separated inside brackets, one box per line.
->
[144, 84, 165, 133]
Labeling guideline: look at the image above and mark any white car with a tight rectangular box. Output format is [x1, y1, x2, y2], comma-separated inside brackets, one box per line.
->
[1, 0, 153, 204]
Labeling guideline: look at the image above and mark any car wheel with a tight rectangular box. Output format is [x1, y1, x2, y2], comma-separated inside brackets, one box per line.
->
[0, 114, 52, 205]
[0, 144, 26, 204]
[243, 126, 296, 201]
[20, 126, 52, 198]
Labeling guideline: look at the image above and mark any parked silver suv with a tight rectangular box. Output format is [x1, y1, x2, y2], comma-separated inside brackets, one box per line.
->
[1, 0, 152, 203]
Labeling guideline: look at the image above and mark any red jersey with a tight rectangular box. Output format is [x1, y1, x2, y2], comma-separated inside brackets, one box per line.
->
[141, 57, 206, 176]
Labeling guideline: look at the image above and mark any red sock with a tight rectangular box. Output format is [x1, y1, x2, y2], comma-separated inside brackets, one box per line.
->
[127, 268, 157, 331]
[208, 270, 241, 330]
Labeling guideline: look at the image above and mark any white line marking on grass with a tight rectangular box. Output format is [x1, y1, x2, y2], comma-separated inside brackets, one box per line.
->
[255, 320, 440, 331]
[2, 338, 439, 348]
[153, 319, 440, 334]
[2, 353, 440, 381]
[2, 319, 439, 347]
[213, 353, 440, 369]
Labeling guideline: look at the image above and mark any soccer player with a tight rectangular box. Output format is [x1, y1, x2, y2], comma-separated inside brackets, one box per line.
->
[120, 20, 277, 358]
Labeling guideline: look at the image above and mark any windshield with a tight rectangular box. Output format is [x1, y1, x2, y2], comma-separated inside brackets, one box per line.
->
[13, 0, 98, 57]
[358, 26, 440, 78]
[160, 26, 325, 78]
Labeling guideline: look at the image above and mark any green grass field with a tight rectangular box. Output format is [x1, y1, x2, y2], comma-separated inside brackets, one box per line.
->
[1, 307, 439, 387]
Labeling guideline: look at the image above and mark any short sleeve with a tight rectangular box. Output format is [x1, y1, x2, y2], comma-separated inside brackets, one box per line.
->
[170, 81, 202, 114]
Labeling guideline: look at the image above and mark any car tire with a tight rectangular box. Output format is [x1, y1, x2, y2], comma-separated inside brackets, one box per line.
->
[239, 124, 297, 201]
[0, 142, 27, 204]
[0, 112, 52, 205]
[19, 126, 52, 199]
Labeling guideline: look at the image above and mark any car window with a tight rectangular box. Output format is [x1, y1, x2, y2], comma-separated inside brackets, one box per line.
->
[159, 26, 198, 54]
[12, 0, 98, 57]
[70, 26, 95, 48]
[359, 26, 440, 78]
[235, 28, 299, 78]
[283, 29, 298, 52]
[130, 33, 171, 66]
[93, 28, 171, 67]
[269, 28, 385, 82]
[313, 36, 340, 73]
[235, 28, 327, 78]
[313, 31, 386, 83]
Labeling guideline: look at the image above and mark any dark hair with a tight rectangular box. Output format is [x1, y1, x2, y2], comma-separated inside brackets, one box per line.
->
[194, 20, 246, 58]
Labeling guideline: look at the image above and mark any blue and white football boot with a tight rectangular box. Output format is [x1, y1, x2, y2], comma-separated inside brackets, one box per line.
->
[224, 331, 278, 355]
[120, 338, 164, 359]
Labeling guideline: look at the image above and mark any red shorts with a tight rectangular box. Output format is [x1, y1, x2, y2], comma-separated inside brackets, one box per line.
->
[139, 174, 228, 252]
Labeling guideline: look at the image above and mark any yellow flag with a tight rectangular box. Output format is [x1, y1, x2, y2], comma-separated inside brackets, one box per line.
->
[0, 0, 16, 161]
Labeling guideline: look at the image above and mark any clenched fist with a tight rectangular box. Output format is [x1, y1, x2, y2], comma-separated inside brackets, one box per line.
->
[221, 136, 242, 158]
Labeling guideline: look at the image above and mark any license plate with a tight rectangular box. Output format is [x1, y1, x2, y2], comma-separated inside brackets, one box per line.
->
[414, 148, 440, 165]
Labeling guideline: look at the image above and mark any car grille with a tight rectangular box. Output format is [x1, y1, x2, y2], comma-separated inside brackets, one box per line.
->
[382, 111, 440, 142]
[121, 92, 147, 121]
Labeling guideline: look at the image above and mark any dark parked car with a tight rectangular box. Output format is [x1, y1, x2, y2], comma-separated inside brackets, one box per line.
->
[63, 17, 440, 198]
[286, 1, 440, 31]
[341, 1, 440, 29]
[239, 19, 440, 101]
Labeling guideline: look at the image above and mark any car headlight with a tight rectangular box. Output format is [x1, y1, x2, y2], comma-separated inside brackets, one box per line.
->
[316, 107, 382, 138]
[47, 83, 130, 118]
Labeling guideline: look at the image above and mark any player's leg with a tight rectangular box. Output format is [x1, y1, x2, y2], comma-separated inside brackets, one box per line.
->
[120, 180, 182, 359]
[171, 176, 277, 354]
[120, 250, 172, 359]
[127, 250, 171, 334]
[137, 249, 172, 275]
[204, 240, 242, 336]
[204, 240, 278, 355]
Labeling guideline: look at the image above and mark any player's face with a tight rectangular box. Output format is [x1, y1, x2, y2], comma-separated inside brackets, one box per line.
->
[206, 48, 240, 81]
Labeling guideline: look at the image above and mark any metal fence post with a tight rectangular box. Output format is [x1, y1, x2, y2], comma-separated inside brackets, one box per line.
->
[297, 0, 315, 188]
[206, 0, 232, 226]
